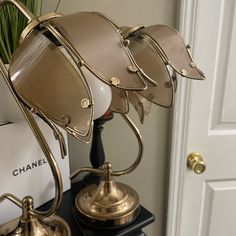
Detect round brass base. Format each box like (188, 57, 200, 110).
(0, 215, 71, 236)
(75, 179, 140, 229)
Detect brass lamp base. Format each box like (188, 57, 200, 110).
(75, 167, 140, 228)
(0, 215, 71, 236)
(0, 196, 71, 236)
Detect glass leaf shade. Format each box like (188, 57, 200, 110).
(139, 25, 205, 80)
(8, 11, 206, 133)
(49, 12, 147, 90)
(9, 30, 93, 142)
(128, 35, 174, 108)
(129, 92, 152, 124)
(109, 87, 129, 114)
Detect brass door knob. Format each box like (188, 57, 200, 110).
(187, 152, 206, 174)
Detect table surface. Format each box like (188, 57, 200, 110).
(39, 181, 155, 236)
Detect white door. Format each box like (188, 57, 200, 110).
(167, 0, 236, 236)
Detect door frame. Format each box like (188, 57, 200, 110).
(166, 0, 199, 235)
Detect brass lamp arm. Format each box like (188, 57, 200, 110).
(0, 193, 22, 209)
(70, 114, 143, 180)
(70, 167, 104, 180)
(0, 61, 63, 219)
(0, 0, 34, 21)
(112, 114, 143, 176)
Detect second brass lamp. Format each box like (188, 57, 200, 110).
(1, 0, 205, 231)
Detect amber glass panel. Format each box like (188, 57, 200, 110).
(129, 92, 145, 123)
(129, 92, 151, 124)
(109, 87, 129, 114)
(51, 12, 146, 90)
(143, 25, 205, 80)
(137, 93, 152, 116)
(9, 30, 93, 141)
(129, 35, 174, 107)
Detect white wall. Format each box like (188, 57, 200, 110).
(43, 1, 177, 235)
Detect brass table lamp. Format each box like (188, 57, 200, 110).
(0, 0, 205, 232)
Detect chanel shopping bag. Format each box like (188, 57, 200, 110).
(0, 119, 71, 224)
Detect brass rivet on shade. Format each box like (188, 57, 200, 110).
(61, 115, 71, 125)
(124, 39, 130, 47)
(31, 107, 38, 114)
(110, 77, 120, 86)
(77, 59, 85, 67)
(128, 65, 138, 73)
(190, 62, 196, 68)
(164, 61, 169, 65)
(181, 69, 187, 76)
(186, 44, 191, 49)
(81, 98, 91, 109)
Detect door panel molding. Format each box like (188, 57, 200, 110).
(167, 0, 236, 236)
(200, 179, 236, 236)
(209, 0, 236, 130)
(166, 0, 198, 235)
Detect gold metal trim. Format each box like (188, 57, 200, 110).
(120, 25, 145, 39)
(20, 13, 63, 43)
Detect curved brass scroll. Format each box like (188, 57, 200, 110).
(70, 113, 143, 179)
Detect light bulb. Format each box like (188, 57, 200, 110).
(82, 68, 112, 120)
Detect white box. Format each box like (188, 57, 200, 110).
(0, 119, 71, 224)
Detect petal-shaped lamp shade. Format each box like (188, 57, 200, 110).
(140, 25, 205, 80)
(9, 30, 93, 142)
(129, 92, 152, 124)
(129, 35, 174, 107)
(109, 87, 129, 114)
(49, 12, 147, 90)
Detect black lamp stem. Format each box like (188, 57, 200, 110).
(83, 112, 113, 185)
